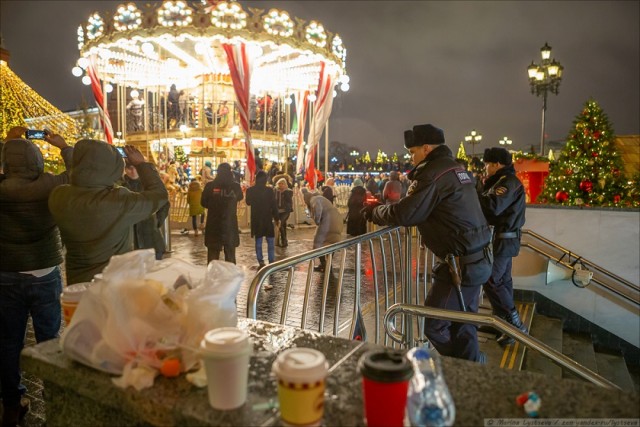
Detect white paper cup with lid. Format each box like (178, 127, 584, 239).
(271, 348, 329, 426)
(60, 282, 92, 326)
(200, 327, 252, 410)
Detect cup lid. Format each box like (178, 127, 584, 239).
(201, 327, 250, 355)
(272, 348, 328, 383)
(61, 282, 92, 302)
(358, 349, 413, 383)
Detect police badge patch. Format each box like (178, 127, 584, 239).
(455, 170, 472, 185)
(407, 180, 418, 195)
(495, 186, 508, 196)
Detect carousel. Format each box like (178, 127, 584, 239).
(73, 0, 349, 182)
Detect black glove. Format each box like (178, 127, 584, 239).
(361, 204, 377, 222)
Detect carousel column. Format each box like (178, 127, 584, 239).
(324, 121, 329, 177)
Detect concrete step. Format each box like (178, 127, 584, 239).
(561, 332, 598, 381)
(594, 351, 636, 392)
(478, 302, 535, 371)
(523, 314, 563, 378)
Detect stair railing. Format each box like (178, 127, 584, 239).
(384, 303, 621, 390)
(521, 229, 639, 306)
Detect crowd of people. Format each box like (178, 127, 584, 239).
(1, 122, 528, 426)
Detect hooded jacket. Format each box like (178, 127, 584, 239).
(201, 166, 243, 248)
(303, 189, 343, 248)
(48, 140, 168, 284)
(0, 139, 73, 271)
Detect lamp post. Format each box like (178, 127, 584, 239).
(527, 42, 563, 155)
(464, 129, 482, 159)
(499, 137, 512, 146)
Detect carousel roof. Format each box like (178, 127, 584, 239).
(76, 1, 349, 95)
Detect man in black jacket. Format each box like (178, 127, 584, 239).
(363, 124, 493, 363)
(0, 126, 72, 426)
(479, 147, 528, 346)
(201, 162, 243, 264)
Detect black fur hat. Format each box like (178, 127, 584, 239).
(408, 124, 445, 147)
(483, 147, 512, 165)
(403, 130, 414, 149)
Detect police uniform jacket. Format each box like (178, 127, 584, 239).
(479, 164, 525, 258)
(371, 145, 492, 286)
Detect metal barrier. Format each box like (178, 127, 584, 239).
(384, 303, 620, 390)
(246, 226, 427, 345)
(522, 229, 639, 305)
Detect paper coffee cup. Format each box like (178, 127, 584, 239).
(271, 348, 329, 427)
(359, 349, 414, 427)
(60, 282, 92, 325)
(200, 327, 252, 410)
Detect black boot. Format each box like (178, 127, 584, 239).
(497, 308, 528, 346)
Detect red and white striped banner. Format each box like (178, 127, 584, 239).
(304, 62, 335, 189)
(294, 90, 309, 175)
(87, 56, 113, 144)
(222, 42, 256, 183)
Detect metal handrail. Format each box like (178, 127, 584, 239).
(384, 303, 621, 390)
(522, 229, 640, 305)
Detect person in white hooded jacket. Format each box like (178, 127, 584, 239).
(301, 188, 342, 272)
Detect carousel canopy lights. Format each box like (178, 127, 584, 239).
(86, 13, 105, 40)
(158, 1, 193, 27)
(212, 2, 247, 30)
(77, 1, 348, 95)
(305, 21, 327, 48)
(115, 3, 142, 31)
(264, 10, 294, 37)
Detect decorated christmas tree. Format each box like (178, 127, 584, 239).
(540, 99, 627, 207)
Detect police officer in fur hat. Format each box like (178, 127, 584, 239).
(362, 124, 493, 363)
(479, 147, 528, 345)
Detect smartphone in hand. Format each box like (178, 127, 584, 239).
(116, 146, 127, 158)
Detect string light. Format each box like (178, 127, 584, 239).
(1, 61, 78, 166)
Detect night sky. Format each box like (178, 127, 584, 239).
(2, 1, 638, 156)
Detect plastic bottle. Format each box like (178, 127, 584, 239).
(405, 347, 456, 427)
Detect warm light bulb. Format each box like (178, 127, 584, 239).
(77, 57, 90, 69)
(130, 89, 139, 98)
(72, 66, 83, 77)
(340, 82, 350, 92)
(105, 83, 114, 93)
(308, 94, 317, 102)
(82, 75, 92, 85)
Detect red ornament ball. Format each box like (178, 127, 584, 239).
(593, 131, 601, 139)
(555, 191, 569, 202)
(591, 152, 599, 157)
(612, 168, 620, 177)
(613, 194, 621, 203)
(579, 180, 593, 193)
(566, 169, 573, 175)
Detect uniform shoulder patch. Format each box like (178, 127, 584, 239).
(495, 186, 508, 196)
(407, 180, 418, 195)
(455, 170, 472, 185)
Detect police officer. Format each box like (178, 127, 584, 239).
(362, 124, 493, 363)
(479, 147, 528, 346)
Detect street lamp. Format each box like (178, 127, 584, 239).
(499, 137, 512, 146)
(527, 42, 563, 155)
(464, 129, 482, 158)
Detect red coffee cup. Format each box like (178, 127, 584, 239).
(358, 349, 414, 427)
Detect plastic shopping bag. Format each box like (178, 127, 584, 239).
(60, 249, 245, 389)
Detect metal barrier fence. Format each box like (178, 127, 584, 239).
(246, 226, 433, 346)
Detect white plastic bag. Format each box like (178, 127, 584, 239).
(60, 249, 245, 389)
